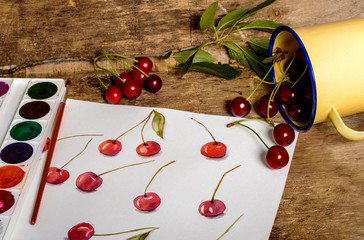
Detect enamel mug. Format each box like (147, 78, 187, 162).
(268, 18, 364, 140)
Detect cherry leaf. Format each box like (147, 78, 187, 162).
(247, 39, 270, 56)
(189, 62, 241, 80)
(173, 49, 215, 64)
(224, 42, 249, 67)
(200, 1, 218, 31)
(158, 51, 172, 60)
(152, 110, 165, 139)
(180, 52, 197, 77)
(216, 9, 250, 31)
(126, 230, 153, 240)
(240, 20, 283, 33)
(246, 0, 276, 16)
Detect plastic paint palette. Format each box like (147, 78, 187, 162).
(0, 78, 66, 240)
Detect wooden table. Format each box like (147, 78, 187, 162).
(1, 0, 363, 239)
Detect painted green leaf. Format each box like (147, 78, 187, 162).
(189, 62, 241, 80)
(200, 1, 218, 30)
(173, 49, 216, 64)
(247, 39, 270, 56)
(241, 20, 282, 33)
(216, 9, 250, 31)
(224, 43, 249, 67)
(126, 230, 153, 240)
(152, 110, 165, 139)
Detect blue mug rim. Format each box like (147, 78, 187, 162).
(268, 25, 317, 132)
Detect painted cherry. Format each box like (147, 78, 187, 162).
(191, 118, 227, 158)
(104, 86, 122, 104)
(136, 141, 161, 156)
(47, 138, 92, 184)
(134, 161, 175, 211)
(98, 140, 122, 156)
(273, 123, 295, 146)
(68, 222, 159, 240)
(76, 160, 154, 192)
(198, 165, 241, 217)
(135, 57, 153, 73)
(258, 94, 279, 118)
(265, 145, 289, 169)
(121, 79, 142, 99)
(229, 96, 251, 117)
(112, 72, 133, 87)
(68, 222, 95, 240)
(144, 74, 162, 93)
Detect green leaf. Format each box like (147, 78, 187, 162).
(126, 230, 153, 240)
(189, 62, 241, 80)
(216, 9, 250, 31)
(246, 0, 276, 15)
(247, 39, 270, 56)
(262, 56, 276, 63)
(158, 51, 172, 60)
(200, 1, 218, 30)
(180, 52, 197, 77)
(152, 110, 165, 139)
(240, 46, 271, 79)
(224, 42, 249, 67)
(173, 49, 216, 64)
(241, 20, 283, 33)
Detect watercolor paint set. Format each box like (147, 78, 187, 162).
(0, 78, 66, 240)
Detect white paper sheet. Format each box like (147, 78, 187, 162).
(11, 99, 297, 240)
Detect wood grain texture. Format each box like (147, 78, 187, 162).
(1, 0, 363, 239)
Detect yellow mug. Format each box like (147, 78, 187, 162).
(268, 18, 364, 140)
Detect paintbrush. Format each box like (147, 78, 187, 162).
(30, 78, 71, 225)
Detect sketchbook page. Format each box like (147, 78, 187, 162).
(11, 99, 298, 240)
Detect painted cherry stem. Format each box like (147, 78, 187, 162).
(58, 138, 93, 170)
(140, 111, 154, 144)
(211, 165, 241, 203)
(191, 118, 217, 144)
(93, 226, 159, 237)
(98, 160, 155, 177)
(143, 160, 176, 195)
(217, 212, 245, 240)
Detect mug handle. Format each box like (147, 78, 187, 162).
(328, 105, 364, 140)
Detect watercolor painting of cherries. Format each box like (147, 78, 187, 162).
(11, 101, 297, 240)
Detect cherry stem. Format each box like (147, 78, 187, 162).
(114, 111, 154, 142)
(140, 110, 154, 143)
(291, 64, 308, 88)
(191, 118, 217, 144)
(98, 160, 155, 177)
(93, 226, 159, 237)
(236, 123, 269, 150)
(227, 118, 274, 128)
(144, 160, 176, 195)
(211, 165, 241, 202)
(217, 212, 245, 240)
(59, 138, 93, 170)
(246, 62, 275, 101)
(57, 134, 103, 141)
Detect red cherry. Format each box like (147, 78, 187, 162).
(112, 72, 133, 87)
(105, 86, 122, 104)
(144, 74, 162, 93)
(131, 69, 147, 85)
(135, 57, 153, 73)
(265, 145, 289, 169)
(121, 79, 142, 99)
(98, 140, 122, 156)
(76, 172, 103, 191)
(273, 123, 295, 146)
(68, 222, 95, 240)
(136, 141, 161, 156)
(258, 94, 279, 118)
(276, 84, 296, 105)
(287, 102, 302, 121)
(198, 199, 226, 217)
(133, 192, 161, 211)
(229, 96, 251, 117)
(201, 141, 227, 158)
(46, 167, 70, 184)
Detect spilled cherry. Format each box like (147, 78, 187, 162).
(273, 123, 295, 147)
(68, 222, 159, 240)
(134, 161, 175, 211)
(104, 86, 122, 104)
(191, 118, 227, 158)
(257, 94, 279, 118)
(229, 96, 251, 117)
(198, 165, 241, 217)
(47, 138, 93, 184)
(76, 160, 154, 192)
